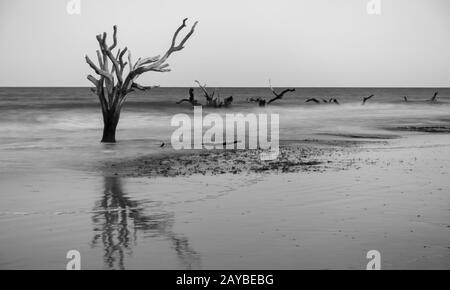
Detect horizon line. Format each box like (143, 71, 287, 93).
(1, 86, 449, 89)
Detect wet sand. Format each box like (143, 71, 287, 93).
(77, 134, 448, 269)
(1, 136, 449, 269)
(102, 140, 374, 178)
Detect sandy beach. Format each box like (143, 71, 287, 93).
(91, 133, 449, 270)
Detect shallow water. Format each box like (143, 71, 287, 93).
(1, 87, 449, 166)
(0, 87, 449, 269)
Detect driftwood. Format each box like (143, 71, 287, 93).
(403, 91, 439, 103)
(362, 94, 374, 105)
(430, 91, 439, 102)
(248, 80, 295, 106)
(305, 98, 320, 104)
(181, 81, 233, 108)
(86, 19, 198, 142)
(267, 80, 295, 105)
(176, 88, 200, 106)
(222, 96, 234, 107)
(306, 97, 339, 105)
(194, 80, 216, 106)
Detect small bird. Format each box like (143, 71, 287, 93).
(305, 98, 320, 104)
(430, 91, 439, 102)
(160, 142, 165, 148)
(362, 94, 374, 105)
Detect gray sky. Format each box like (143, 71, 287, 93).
(0, 0, 449, 87)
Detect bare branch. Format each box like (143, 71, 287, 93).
(96, 50, 104, 69)
(127, 51, 133, 72)
(87, 74, 99, 87)
(119, 47, 127, 62)
(134, 55, 160, 68)
(133, 19, 198, 75)
(195, 80, 211, 99)
(268, 88, 295, 104)
(133, 57, 142, 70)
(85, 55, 113, 82)
(109, 25, 117, 50)
(170, 18, 198, 53)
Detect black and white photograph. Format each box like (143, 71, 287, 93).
(0, 0, 449, 275)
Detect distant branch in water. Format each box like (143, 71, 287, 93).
(305, 97, 339, 105)
(362, 94, 374, 105)
(430, 91, 439, 102)
(267, 79, 295, 105)
(305, 98, 320, 104)
(194, 80, 215, 106)
(192, 81, 234, 108)
(176, 88, 200, 106)
(247, 80, 295, 107)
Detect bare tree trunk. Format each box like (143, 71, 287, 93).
(101, 109, 120, 143)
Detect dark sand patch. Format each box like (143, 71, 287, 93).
(103, 141, 369, 178)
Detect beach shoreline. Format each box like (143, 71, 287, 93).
(99, 133, 450, 269)
(1, 87, 449, 269)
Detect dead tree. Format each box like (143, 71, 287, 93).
(248, 80, 295, 107)
(176, 88, 200, 106)
(86, 19, 198, 142)
(195, 80, 216, 106)
(267, 80, 295, 105)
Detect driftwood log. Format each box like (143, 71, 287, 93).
(248, 80, 295, 106)
(176, 88, 200, 106)
(179, 81, 233, 108)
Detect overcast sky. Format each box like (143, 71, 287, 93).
(0, 0, 449, 87)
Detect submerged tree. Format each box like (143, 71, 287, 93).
(86, 19, 198, 142)
(176, 88, 200, 106)
(190, 80, 234, 108)
(248, 80, 295, 107)
(195, 80, 216, 106)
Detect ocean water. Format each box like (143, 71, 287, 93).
(0, 87, 449, 166)
(0, 87, 449, 269)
